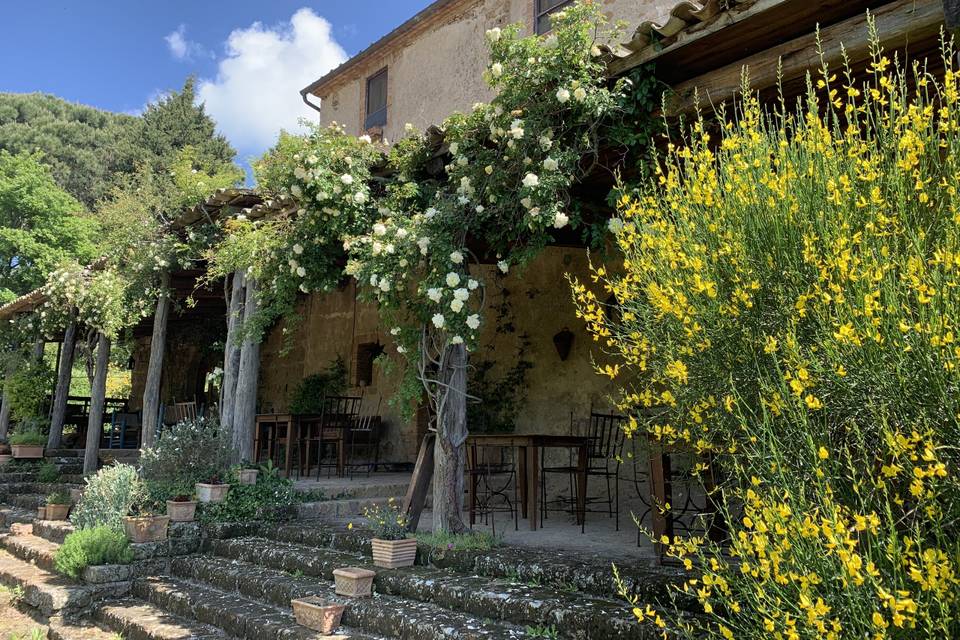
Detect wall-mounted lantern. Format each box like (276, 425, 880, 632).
(553, 328, 574, 361)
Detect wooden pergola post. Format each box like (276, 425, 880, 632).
(219, 270, 245, 434)
(141, 271, 171, 449)
(232, 276, 259, 464)
(47, 316, 77, 450)
(83, 332, 111, 475)
(0, 386, 11, 441)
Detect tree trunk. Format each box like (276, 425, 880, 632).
(219, 271, 245, 433)
(0, 388, 11, 442)
(432, 343, 468, 534)
(232, 277, 260, 464)
(47, 318, 77, 450)
(83, 333, 111, 475)
(141, 271, 171, 449)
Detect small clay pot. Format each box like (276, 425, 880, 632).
(195, 483, 229, 503)
(291, 597, 346, 634)
(123, 515, 169, 543)
(166, 500, 197, 522)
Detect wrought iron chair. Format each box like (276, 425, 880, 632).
(541, 410, 627, 530)
(346, 396, 383, 478)
(302, 395, 361, 478)
(467, 441, 518, 534)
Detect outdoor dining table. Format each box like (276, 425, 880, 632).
(466, 433, 590, 531)
(254, 412, 351, 478)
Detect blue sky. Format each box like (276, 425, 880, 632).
(3, 1, 433, 170)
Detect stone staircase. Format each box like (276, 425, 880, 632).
(295, 477, 417, 520)
(0, 460, 684, 639)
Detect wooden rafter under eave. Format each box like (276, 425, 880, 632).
(662, 0, 945, 116)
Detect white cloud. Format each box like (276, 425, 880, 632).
(197, 8, 348, 154)
(165, 25, 208, 61)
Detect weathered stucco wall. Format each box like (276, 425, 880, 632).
(316, 0, 678, 141)
(255, 246, 618, 465)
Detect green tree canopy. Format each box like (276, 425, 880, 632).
(0, 93, 138, 208)
(0, 150, 96, 303)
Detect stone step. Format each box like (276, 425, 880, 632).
(245, 522, 682, 603)
(203, 537, 651, 640)
(0, 504, 37, 529)
(0, 470, 83, 484)
(0, 548, 128, 615)
(94, 596, 233, 640)
(34, 518, 75, 544)
(168, 555, 529, 640)
(1, 531, 60, 572)
(10, 493, 50, 509)
(0, 481, 82, 497)
(296, 496, 406, 520)
(297, 480, 412, 502)
(132, 575, 381, 640)
(47, 615, 122, 640)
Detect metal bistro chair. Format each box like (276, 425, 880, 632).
(468, 442, 518, 534)
(541, 411, 628, 531)
(304, 396, 361, 479)
(346, 397, 384, 478)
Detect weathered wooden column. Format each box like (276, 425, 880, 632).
(47, 316, 78, 450)
(432, 342, 468, 534)
(141, 271, 171, 448)
(219, 271, 245, 433)
(231, 276, 259, 464)
(0, 383, 11, 441)
(83, 332, 110, 475)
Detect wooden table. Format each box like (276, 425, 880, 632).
(254, 413, 349, 478)
(467, 434, 590, 531)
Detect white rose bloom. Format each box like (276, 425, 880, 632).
(485, 165, 494, 175)
(432, 313, 445, 328)
(490, 62, 503, 78)
(395, 228, 408, 239)
(379, 279, 391, 292)
(509, 119, 524, 139)
(418, 237, 431, 255)
(370, 274, 379, 287)
(539, 136, 553, 151)
(457, 156, 468, 167)
(373, 223, 388, 236)
(451, 336, 464, 345)
(372, 242, 383, 255)
(466, 314, 481, 330)
(290, 185, 302, 198)
(543, 157, 559, 171)
(405, 122, 415, 133)
(448, 142, 459, 155)
(607, 217, 624, 234)
(497, 260, 510, 274)
(591, 44, 602, 57)
(354, 192, 368, 204)
(556, 88, 570, 103)
(446, 272, 461, 288)
(340, 174, 354, 185)
(299, 284, 309, 293)
(468, 279, 479, 290)
(390, 327, 401, 335)
(475, 205, 484, 213)
(296, 266, 306, 277)
(544, 35, 558, 49)
(522, 173, 540, 188)
(427, 288, 443, 303)
(294, 167, 306, 180)
(574, 87, 587, 101)
(486, 27, 501, 42)
(554, 212, 570, 228)
(454, 288, 469, 301)
(293, 244, 304, 255)
(450, 251, 464, 264)
(450, 298, 464, 313)
(289, 259, 299, 268)
(458, 196, 470, 205)
(385, 243, 395, 254)
(425, 207, 438, 219)
(397, 345, 407, 354)
(521, 197, 533, 209)
(359, 134, 372, 144)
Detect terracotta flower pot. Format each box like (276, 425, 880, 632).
(36, 506, 46, 520)
(11, 445, 43, 459)
(123, 515, 169, 543)
(371, 538, 418, 569)
(195, 483, 230, 503)
(291, 597, 346, 634)
(333, 567, 376, 597)
(0, 454, 12, 465)
(237, 468, 259, 485)
(45, 503, 70, 521)
(166, 500, 197, 522)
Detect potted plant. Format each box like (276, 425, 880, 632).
(165, 494, 197, 522)
(36, 505, 47, 520)
(195, 474, 229, 503)
(123, 498, 169, 543)
(291, 597, 346, 634)
(364, 500, 417, 569)
(9, 429, 45, 459)
(236, 463, 259, 486)
(45, 491, 71, 520)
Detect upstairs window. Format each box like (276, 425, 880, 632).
(535, 0, 573, 34)
(364, 67, 388, 130)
